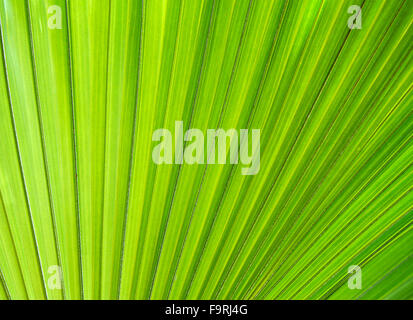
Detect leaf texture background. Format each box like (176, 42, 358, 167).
(0, 0, 412, 300)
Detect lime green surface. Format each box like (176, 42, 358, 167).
(0, 0, 412, 300)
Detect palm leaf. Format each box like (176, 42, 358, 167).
(0, 0, 411, 300)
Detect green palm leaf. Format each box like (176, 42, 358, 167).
(0, 0, 411, 300)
